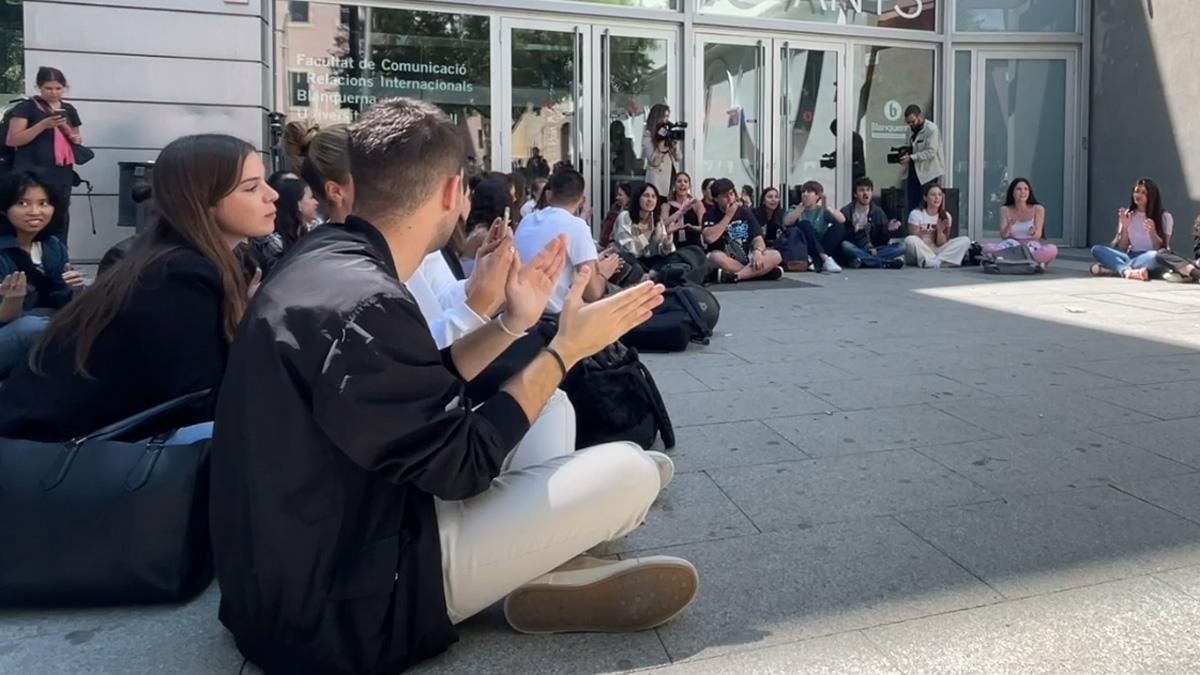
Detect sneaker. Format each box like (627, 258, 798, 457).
(716, 269, 739, 284)
(923, 258, 942, 269)
(644, 450, 675, 490)
(504, 556, 699, 634)
(1163, 271, 1193, 284)
(884, 258, 905, 269)
(764, 266, 784, 281)
(822, 258, 842, 274)
(846, 257, 864, 269)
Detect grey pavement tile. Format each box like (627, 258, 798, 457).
(685, 360, 854, 392)
(945, 363, 1116, 397)
(895, 486, 1200, 599)
(0, 583, 242, 675)
(1083, 382, 1200, 421)
(1154, 563, 1200, 599)
(646, 519, 1002, 663)
(1073, 352, 1200, 385)
(916, 430, 1193, 497)
(646, 631, 900, 674)
(708, 450, 995, 531)
(408, 605, 670, 675)
(596, 472, 758, 555)
(1115, 472, 1200, 525)
(932, 392, 1156, 436)
(1093, 417, 1200, 468)
(647, 368, 711, 395)
(641, 349, 747, 372)
(864, 576, 1200, 675)
(709, 340, 866, 367)
(806, 373, 994, 411)
(1048, 335, 1199, 363)
(666, 421, 809, 473)
(762, 404, 993, 457)
(666, 386, 832, 427)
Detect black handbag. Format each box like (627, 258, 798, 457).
(71, 143, 95, 165)
(0, 390, 215, 607)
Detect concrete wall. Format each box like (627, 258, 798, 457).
(1090, 0, 1200, 247)
(22, 0, 271, 260)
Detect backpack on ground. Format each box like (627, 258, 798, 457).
(562, 341, 675, 450)
(0, 98, 28, 174)
(982, 242, 1042, 274)
(621, 282, 720, 352)
(776, 225, 810, 273)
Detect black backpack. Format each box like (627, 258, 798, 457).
(0, 98, 28, 174)
(562, 341, 675, 450)
(621, 282, 720, 353)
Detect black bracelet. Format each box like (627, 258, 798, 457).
(544, 347, 568, 381)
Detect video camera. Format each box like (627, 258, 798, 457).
(887, 145, 913, 165)
(820, 152, 837, 170)
(656, 121, 688, 145)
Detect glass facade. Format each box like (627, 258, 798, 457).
(1, 0, 22, 102)
(272, 0, 1085, 243)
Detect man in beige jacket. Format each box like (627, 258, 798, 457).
(899, 104, 945, 216)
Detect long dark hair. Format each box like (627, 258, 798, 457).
(1004, 178, 1041, 207)
(920, 184, 950, 226)
(30, 134, 254, 375)
(1130, 177, 1167, 240)
(627, 182, 661, 225)
(0, 170, 68, 242)
(647, 104, 670, 134)
(268, 175, 309, 246)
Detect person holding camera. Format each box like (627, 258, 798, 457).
(4, 67, 83, 239)
(643, 104, 681, 196)
(898, 105, 944, 217)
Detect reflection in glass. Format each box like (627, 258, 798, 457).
(780, 48, 839, 206)
(702, 43, 763, 197)
(510, 29, 578, 176)
(957, 0, 1077, 33)
(604, 36, 669, 206)
(852, 45, 935, 204)
(0, 0, 24, 100)
(981, 58, 1067, 239)
(275, 3, 493, 167)
(952, 51, 971, 233)
(699, 0, 935, 32)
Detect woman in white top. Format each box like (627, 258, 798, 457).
(904, 184, 971, 268)
(642, 104, 680, 196)
(982, 178, 1059, 266)
(614, 182, 677, 268)
(1090, 177, 1174, 281)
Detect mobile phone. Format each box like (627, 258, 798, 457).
(503, 206, 511, 227)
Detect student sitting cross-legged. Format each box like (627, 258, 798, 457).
(209, 98, 697, 675)
(904, 183, 971, 268)
(781, 180, 847, 273)
(839, 176, 906, 269)
(703, 178, 783, 283)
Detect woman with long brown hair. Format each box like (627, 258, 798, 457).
(903, 183, 971, 268)
(0, 134, 278, 442)
(1091, 177, 1174, 280)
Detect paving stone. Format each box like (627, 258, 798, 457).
(648, 631, 900, 674)
(763, 404, 993, 457)
(932, 392, 1156, 435)
(647, 519, 1002, 663)
(666, 421, 809, 473)
(1154, 563, 1200, 599)
(864, 576, 1200, 674)
(945, 364, 1115, 397)
(646, 367, 711, 395)
(1114, 472, 1200, 524)
(1083, 382, 1200, 420)
(916, 430, 1192, 497)
(685, 361, 853, 392)
(806, 373, 993, 411)
(597, 472, 758, 555)
(896, 486, 1200, 599)
(1093, 416, 1200, 468)
(665, 386, 832, 427)
(708, 450, 995, 531)
(1073, 353, 1200, 385)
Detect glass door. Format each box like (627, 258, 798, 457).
(967, 50, 1077, 244)
(774, 42, 845, 209)
(695, 36, 769, 199)
(501, 20, 592, 179)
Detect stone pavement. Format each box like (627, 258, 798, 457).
(6, 254, 1200, 674)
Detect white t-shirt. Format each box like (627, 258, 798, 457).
(908, 209, 950, 241)
(520, 199, 536, 219)
(1127, 211, 1174, 252)
(513, 206, 598, 314)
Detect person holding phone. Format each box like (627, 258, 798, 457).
(1090, 177, 1174, 281)
(4, 67, 83, 240)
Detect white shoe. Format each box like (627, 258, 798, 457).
(822, 258, 842, 274)
(504, 555, 699, 634)
(924, 258, 942, 269)
(644, 450, 675, 490)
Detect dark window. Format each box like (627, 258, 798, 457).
(288, 71, 310, 108)
(288, 1, 310, 23)
(0, 0, 24, 99)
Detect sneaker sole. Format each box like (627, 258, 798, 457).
(504, 559, 699, 634)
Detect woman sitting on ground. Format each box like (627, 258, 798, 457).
(0, 134, 277, 442)
(615, 182, 691, 276)
(665, 172, 706, 249)
(521, 177, 548, 221)
(755, 186, 785, 247)
(904, 184, 971, 268)
(1091, 177, 1174, 281)
(599, 182, 631, 249)
(251, 174, 318, 275)
(1156, 215, 1200, 283)
(983, 178, 1058, 267)
(0, 170, 85, 378)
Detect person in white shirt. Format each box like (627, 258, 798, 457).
(903, 183, 970, 268)
(1090, 177, 1174, 281)
(514, 168, 619, 313)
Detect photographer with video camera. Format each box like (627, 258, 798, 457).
(643, 104, 684, 196)
(895, 105, 944, 218)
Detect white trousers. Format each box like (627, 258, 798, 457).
(904, 235, 972, 267)
(436, 390, 661, 623)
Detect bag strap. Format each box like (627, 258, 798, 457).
(635, 359, 676, 449)
(674, 287, 713, 340)
(78, 389, 213, 445)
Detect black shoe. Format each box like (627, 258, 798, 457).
(846, 257, 863, 269)
(765, 266, 783, 281)
(884, 258, 905, 269)
(716, 269, 740, 284)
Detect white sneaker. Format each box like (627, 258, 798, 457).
(924, 258, 942, 269)
(644, 450, 675, 490)
(822, 258, 842, 274)
(504, 555, 699, 634)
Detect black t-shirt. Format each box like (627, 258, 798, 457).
(667, 202, 703, 248)
(755, 206, 784, 245)
(10, 98, 83, 175)
(703, 205, 762, 253)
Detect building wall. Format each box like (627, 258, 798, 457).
(1090, 0, 1200, 247)
(23, 0, 271, 260)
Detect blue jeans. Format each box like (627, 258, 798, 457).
(840, 241, 906, 268)
(1091, 246, 1160, 275)
(0, 312, 51, 379)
